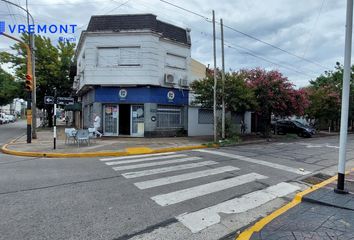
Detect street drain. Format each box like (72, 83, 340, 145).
(302, 173, 332, 185)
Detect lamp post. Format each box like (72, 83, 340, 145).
(0, 0, 37, 139)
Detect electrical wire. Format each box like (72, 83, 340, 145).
(158, 0, 330, 70)
(302, 0, 326, 58)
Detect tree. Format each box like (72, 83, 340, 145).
(305, 62, 347, 130)
(305, 85, 340, 129)
(0, 34, 76, 126)
(244, 68, 309, 136)
(190, 71, 256, 112)
(0, 67, 22, 106)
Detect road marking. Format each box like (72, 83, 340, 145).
(105, 154, 187, 166)
(151, 173, 268, 206)
(177, 182, 300, 233)
(112, 157, 201, 171)
(100, 152, 177, 161)
(195, 149, 311, 175)
(122, 161, 218, 179)
(134, 166, 240, 189)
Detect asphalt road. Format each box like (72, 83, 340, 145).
(1, 124, 354, 240)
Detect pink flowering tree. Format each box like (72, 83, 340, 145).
(243, 68, 309, 136)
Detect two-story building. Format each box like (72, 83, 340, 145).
(74, 14, 195, 137)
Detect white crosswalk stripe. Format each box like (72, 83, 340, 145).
(134, 166, 240, 189)
(177, 182, 300, 233)
(98, 151, 302, 234)
(105, 154, 187, 166)
(100, 152, 176, 161)
(112, 157, 201, 171)
(195, 149, 312, 175)
(151, 173, 268, 206)
(121, 161, 219, 179)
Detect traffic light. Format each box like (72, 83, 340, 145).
(25, 74, 33, 91)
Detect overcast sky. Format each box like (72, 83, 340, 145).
(0, 0, 349, 87)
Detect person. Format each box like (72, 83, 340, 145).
(65, 115, 69, 126)
(241, 120, 246, 135)
(93, 113, 103, 137)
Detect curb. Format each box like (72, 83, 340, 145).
(235, 171, 351, 240)
(1, 143, 212, 158)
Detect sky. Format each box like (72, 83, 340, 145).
(0, 0, 349, 87)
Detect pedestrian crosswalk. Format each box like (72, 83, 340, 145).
(98, 150, 303, 233)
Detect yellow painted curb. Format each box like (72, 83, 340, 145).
(125, 147, 154, 154)
(1, 143, 209, 158)
(236, 172, 346, 240)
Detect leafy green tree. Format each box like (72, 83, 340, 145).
(305, 62, 354, 130)
(190, 71, 256, 112)
(0, 67, 22, 106)
(0, 34, 76, 126)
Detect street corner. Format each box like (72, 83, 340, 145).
(236, 170, 354, 240)
(0, 136, 210, 158)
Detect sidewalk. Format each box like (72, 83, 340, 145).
(238, 171, 354, 240)
(1, 126, 215, 157)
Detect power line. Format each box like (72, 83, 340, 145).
(302, 0, 326, 58)
(199, 31, 317, 78)
(158, 0, 330, 70)
(225, 42, 316, 79)
(76, 0, 130, 31)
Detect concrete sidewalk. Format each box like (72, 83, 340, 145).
(1, 126, 214, 157)
(238, 171, 354, 240)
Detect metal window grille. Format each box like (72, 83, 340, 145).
(157, 106, 182, 128)
(198, 109, 213, 124)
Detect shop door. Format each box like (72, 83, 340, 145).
(131, 105, 144, 137)
(103, 105, 118, 136)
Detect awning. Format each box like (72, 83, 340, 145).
(64, 103, 82, 111)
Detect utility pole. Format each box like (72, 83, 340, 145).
(53, 88, 57, 150)
(212, 10, 217, 142)
(220, 18, 226, 139)
(335, 0, 353, 194)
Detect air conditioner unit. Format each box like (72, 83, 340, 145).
(164, 73, 175, 84)
(179, 77, 188, 87)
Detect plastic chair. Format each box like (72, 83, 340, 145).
(76, 129, 90, 147)
(64, 128, 77, 144)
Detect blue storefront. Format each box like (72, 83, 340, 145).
(82, 86, 189, 137)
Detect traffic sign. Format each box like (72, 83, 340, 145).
(56, 97, 74, 105)
(44, 96, 54, 105)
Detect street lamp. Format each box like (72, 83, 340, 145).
(0, 0, 37, 139)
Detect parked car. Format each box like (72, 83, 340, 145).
(5, 115, 16, 123)
(0, 113, 8, 124)
(274, 120, 315, 138)
(4, 115, 12, 123)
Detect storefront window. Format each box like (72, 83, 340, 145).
(157, 106, 182, 128)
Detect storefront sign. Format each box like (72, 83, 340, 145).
(167, 91, 175, 102)
(119, 89, 128, 99)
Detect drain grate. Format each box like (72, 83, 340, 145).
(302, 173, 332, 185)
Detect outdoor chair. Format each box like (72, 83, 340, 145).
(64, 128, 77, 144)
(88, 128, 97, 143)
(76, 129, 90, 147)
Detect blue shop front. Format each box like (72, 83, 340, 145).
(82, 86, 189, 137)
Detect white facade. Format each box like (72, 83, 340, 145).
(74, 31, 191, 92)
